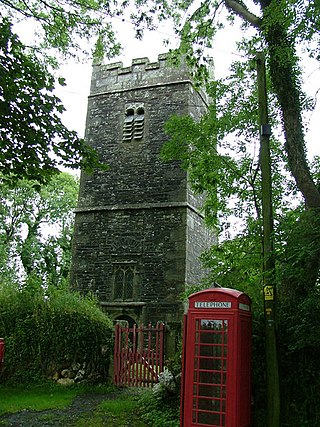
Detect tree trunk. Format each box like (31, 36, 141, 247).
(260, 1, 320, 209)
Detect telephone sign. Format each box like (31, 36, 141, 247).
(180, 288, 252, 427)
(195, 302, 232, 309)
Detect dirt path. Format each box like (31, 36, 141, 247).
(0, 389, 140, 427)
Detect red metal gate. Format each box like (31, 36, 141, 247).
(114, 322, 165, 387)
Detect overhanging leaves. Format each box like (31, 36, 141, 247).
(0, 19, 104, 185)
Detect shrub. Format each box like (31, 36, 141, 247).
(0, 281, 113, 384)
(137, 367, 180, 427)
(138, 387, 180, 427)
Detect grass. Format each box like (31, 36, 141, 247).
(75, 393, 148, 427)
(0, 383, 114, 416)
(0, 382, 149, 426)
(0, 382, 177, 426)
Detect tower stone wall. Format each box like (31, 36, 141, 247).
(70, 54, 215, 338)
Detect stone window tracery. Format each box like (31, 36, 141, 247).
(113, 263, 137, 300)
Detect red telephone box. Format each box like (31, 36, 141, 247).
(180, 288, 252, 427)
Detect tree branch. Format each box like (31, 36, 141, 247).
(224, 0, 261, 29)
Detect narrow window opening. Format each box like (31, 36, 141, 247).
(113, 264, 136, 300)
(134, 107, 144, 140)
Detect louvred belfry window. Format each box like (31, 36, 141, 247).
(123, 108, 134, 141)
(123, 105, 144, 142)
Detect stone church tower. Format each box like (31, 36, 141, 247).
(70, 54, 214, 340)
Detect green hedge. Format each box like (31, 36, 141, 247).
(0, 282, 113, 383)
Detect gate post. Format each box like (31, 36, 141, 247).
(113, 324, 120, 386)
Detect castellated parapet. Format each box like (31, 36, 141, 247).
(90, 53, 210, 105)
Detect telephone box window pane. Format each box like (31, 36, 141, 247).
(199, 384, 213, 397)
(199, 371, 214, 383)
(212, 358, 222, 370)
(199, 371, 222, 384)
(201, 319, 223, 330)
(212, 386, 222, 398)
(221, 386, 226, 398)
(198, 397, 220, 411)
(199, 348, 222, 364)
(198, 411, 221, 426)
(222, 359, 227, 371)
(212, 399, 221, 411)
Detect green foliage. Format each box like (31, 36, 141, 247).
(201, 232, 263, 304)
(0, 172, 79, 284)
(0, 19, 103, 185)
(274, 208, 320, 426)
(0, 0, 121, 60)
(138, 388, 180, 427)
(162, 59, 299, 238)
(0, 282, 113, 384)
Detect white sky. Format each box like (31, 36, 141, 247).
(55, 17, 320, 160)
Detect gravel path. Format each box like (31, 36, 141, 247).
(0, 389, 135, 427)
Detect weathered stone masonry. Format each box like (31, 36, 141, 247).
(70, 54, 215, 338)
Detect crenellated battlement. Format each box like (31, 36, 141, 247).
(90, 53, 193, 96)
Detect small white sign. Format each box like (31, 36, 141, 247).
(239, 303, 250, 311)
(194, 301, 232, 309)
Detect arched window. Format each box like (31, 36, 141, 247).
(113, 264, 136, 300)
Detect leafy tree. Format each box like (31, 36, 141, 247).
(0, 0, 125, 184)
(0, 19, 103, 185)
(0, 0, 121, 59)
(0, 172, 79, 285)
